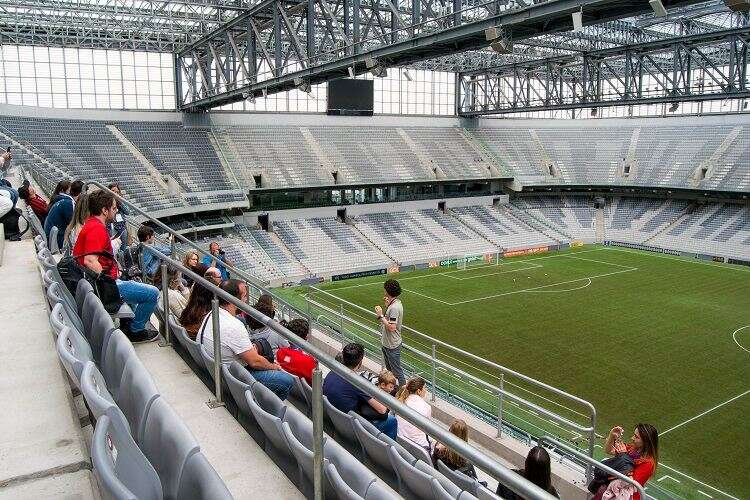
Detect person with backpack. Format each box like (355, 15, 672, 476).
(276, 318, 318, 385)
(197, 279, 293, 400)
(0, 182, 27, 241)
(248, 294, 290, 353)
(45, 179, 82, 249)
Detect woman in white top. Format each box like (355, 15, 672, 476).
(156, 270, 190, 317)
(396, 377, 432, 451)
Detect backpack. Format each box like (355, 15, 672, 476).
(252, 337, 275, 363)
(1, 207, 29, 241)
(57, 252, 124, 314)
(120, 243, 143, 281)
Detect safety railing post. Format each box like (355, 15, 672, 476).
(312, 368, 324, 500)
(339, 303, 344, 334)
(207, 295, 224, 408)
(431, 343, 436, 402)
(0, 223, 4, 267)
(159, 263, 171, 347)
(587, 412, 597, 483)
(497, 374, 504, 438)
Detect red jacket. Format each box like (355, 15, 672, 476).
(276, 346, 317, 385)
(28, 195, 49, 221)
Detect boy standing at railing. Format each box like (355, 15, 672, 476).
(375, 279, 405, 388)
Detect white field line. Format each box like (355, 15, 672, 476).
(445, 267, 638, 306)
(657, 475, 681, 483)
(697, 491, 714, 498)
(731, 325, 750, 354)
(661, 389, 750, 436)
(657, 463, 740, 500)
(563, 254, 639, 269)
(523, 278, 592, 293)
(603, 247, 750, 273)
(443, 263, 544, 280)
(402, 286, 454, 305)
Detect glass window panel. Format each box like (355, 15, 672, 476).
(36, 78, 52, 93)
(81, 95, 96, 108)
(66, 63, 80, 78)
(93, 50, 108, 65)
(53, 94, 68, 108)
(96, 94, 110, 108)
(110, 94, 124, 109)
(78, 49, 93, 64)
(67, 94, 82, 108)
(80, 79, 95, 93)
(121, 65, 135, 80)
(51, 79, 67, 93)
(79, 65, 94, 79)
(121, 51, 134, 66)
(37, 93, 53, 107)
(21, 77, 36, 92)
(7, 93, 23, 105)
(22, 93, 37, 106)
(135, 66, 149, 80)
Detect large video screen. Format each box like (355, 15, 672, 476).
(327, 78, 374, 116)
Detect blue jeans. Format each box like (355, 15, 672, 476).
(371, 414, 398, 440)
(251, 368, 294, 400)
(116, 280, 158, 332)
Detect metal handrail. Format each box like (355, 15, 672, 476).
(538, 436, 649, 500)
(150, 245, 558, 500)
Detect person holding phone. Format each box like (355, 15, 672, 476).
(602, 424, 659, 500)
(375, 279, 405, 387)
(201, 241, 232, 280)
(0, 147, 12, 174)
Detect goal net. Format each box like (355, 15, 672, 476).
(456, 253, 495, 270)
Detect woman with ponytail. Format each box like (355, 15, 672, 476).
(396, 376, 432, 452)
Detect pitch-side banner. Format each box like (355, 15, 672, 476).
(503, 246, 549, 258)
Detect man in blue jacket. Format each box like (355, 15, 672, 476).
(44, 180, 83, 249)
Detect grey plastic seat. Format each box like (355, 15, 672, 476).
(56, 326, 94, 390)
(80, 361, 131, 430)
(301, 376, 313, 406)
(141, 397, 200, 500)
(251, 378, 287, 418)
(476, 485, 502, 500)
(92, 414, 164, 500)
(398, 435, 433, 465)
(438, 459, 480, 495)
(245, 387, 297, 483)
(82, 293, 117, 364)
(199, 344, 217, 378)
(221, 362, 263, 445)
(176, 451, 233, 500)
(388, 445, 461, 500)
(49, 301, 81, 336)
(281, 418, 317, 498)
(41, 268, 55, 289)
(116, 356, 160, 445)
(169, 316, 205, 370)
(324, 439, 379, 500)
(76, 279, 94, 316)
(48, 225, 60, 254)
(101, 329, 137, 399)
(351, 414, 405, 490)
(47, 282, 84, 332)
(288, 376, 311, 415)
(325, 462, 365, 500)
(323, 395, 362, 459)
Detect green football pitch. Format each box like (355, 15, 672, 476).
(276, 245, 750, 499)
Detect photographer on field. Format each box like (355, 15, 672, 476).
(201, 241, 233, 281)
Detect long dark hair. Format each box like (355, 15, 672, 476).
(524, 446, 553, 492)
(52, 180, 71, 199)
(636, 423, 659, 465)
(179, 282, 213, 334)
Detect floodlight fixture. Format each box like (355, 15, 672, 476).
(649, 0, 667, 17)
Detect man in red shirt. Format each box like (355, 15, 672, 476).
(73, 189, 158, 343)
(18, 182, 49, 224)
(276, 318, 318, 385)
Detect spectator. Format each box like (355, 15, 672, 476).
(201, 241, 232, 280)
(0, 149, 11, 173)
(600, 424, 659, 500)
(155, 269, 190, 317)
(0, 187, 13, 220)
(249, 294, 289, 352)
(49, 180, 72, 205)
(179, 274, 214, 340)
(45, 179, 83, 249)
(182, 251, 201, 287)
(433, 419, 480, 481)
(496, 446, 559, 499)
(73, 189, 158, 343)
(198, 279, 293, 399)
(374, 279, 405, 387)
(276, 318, 317, 385)
(63, 192, 89, 249)
(376, 370, 397, 395)
(323, 342, 397, 440)
(138, 225, 172, 278)
(107, 183, 129, 242)
(18, 182, 48, 223)
(396, 377, 432, 453)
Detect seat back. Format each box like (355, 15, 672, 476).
(282, 405, 314, 450)
(415, 461, 461, 498)
(288, 376, 310, 414)
(397, 435, 432, 465)
(80, 361, 131, 432)
(438, 460, 480, 495)
(92, 415, 164, 500)
(49, 302, 77, 336)
(76, 279, 94, 316)
(47, 282, 82, 329)
(476, 485, 502, 500)
(244, 389, 288, 452)
(222, 362, 256, 414)
(325, 462, 366, 500)
(101, 329, 137, 400)
(141, 397, 200, 500)
(351, 416, 400, 490)
(281, 420, 316, 498)
(323, 396, 362, 458)
(250, 380, 287, 418)
(42, 268, 55, 289)
(169, 316, 205, 369)
(82, 292, 116, 364)
(387, 445, 435, 500)
(56, 326, 94, 390)
(199, 344, 216, 378)
(176, 451, 232, 500)
(116, 356, 160, 444)
(324, 438, 376, 497)
(48, 225, 60, 253)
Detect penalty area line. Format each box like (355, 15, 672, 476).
(660, 389, 750, 436)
